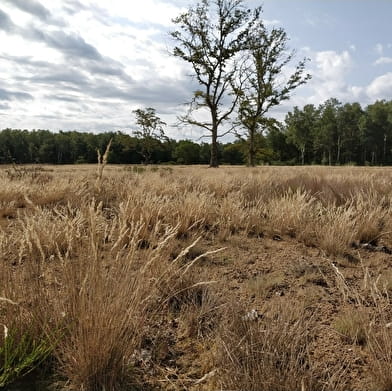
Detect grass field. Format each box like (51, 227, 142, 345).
(1, 164, 392, 390)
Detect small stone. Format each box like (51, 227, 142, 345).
(140, 349, 152, 362)
(243, 309, 262, 321)
(275, 291, 284, 296)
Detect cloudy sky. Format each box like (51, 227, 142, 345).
(0, 0, 391, 139)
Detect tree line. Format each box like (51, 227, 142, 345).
(0, 128, 243, 165)
(286, 99, 392, 165)
(1, 98, 391, 166)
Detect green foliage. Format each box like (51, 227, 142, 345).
(266, 126, 297, 163)
(222, 142, 245, 165)
(132, 107, 167, 164)
(235, 20, 311, 166)
(285, 98, 392, 166)
(286, 105, 319, 165)
(360, 100, 392, 165)
(0, 327, 55, 387)
(173, 140, 201, 164)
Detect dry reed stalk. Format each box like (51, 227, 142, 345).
(95, 138, 112, 190)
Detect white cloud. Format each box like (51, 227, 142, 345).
(373, 57, 392, 66)
(95, 0, 184, 27)
(286, 48, 378, 109)
(299, 49, 392, 107)
(0, 0, 193, 135)
(375, 43, 384, 55)
(315, 50, 352, 81)
(302, 50, 356, 104)
(348, 86, 364, 100)
(367, 72, 392, 101)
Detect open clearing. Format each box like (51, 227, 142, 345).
(1, 165, 392, 391)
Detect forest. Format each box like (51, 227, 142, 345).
(1, 98, 391, 166)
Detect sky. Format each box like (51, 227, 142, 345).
(0, 0, 391, 140)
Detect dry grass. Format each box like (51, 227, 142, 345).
(2, 164, 392, 390)
(367, 323, 392, 391)
(214, 300, 342, 391)
(331, 261, 392, 391)
(248, 272, 286, 298)
(333, 309, 368, 345)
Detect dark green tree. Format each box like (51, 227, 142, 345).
(222, 141, 245, 164)
(359, 100, 392, 165)
(173, 140, 201, 164)
(286, 105, 319, 165)
(336, 102, 363, 164)
(266, 126, 297, 164)
(315, 98, 341, 165)
(133, 107, 167, 164)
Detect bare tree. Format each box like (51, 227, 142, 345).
(236, 23, 311, 166)
(171, 0, 258, 167)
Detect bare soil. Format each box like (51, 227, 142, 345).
(140, 233, 392, 390)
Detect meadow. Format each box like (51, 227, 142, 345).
(1, 163, 392, 391)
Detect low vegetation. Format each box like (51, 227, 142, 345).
(1, 164, 392, 390)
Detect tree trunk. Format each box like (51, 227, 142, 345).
(383, 134, 387, 165)
(248, 129, 256, 167)
(300, 145, 305, 165)
(336, 135, 341, 165)
(210, 127, 219, 167)
(57, 150, 62, 164)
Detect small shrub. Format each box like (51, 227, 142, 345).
(4, 165, 53, 184)
(177, 285, 223, 339)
